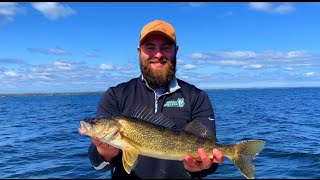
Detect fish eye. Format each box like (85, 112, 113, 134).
(90, 118, 98, 124)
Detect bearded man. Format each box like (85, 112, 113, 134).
(87, 19, 223, 179)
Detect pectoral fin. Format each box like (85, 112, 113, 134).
(122, 147, 139, 174)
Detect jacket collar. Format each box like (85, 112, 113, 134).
(140, 74, 181, 93)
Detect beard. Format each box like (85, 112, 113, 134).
(140, 57, 176, 89)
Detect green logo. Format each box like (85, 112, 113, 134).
(164, 98, 185, 108)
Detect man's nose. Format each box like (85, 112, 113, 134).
(154, 51, 164, 59)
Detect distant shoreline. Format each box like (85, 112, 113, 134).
(0, 91, 105, 97)
(1, 86, 319, 97)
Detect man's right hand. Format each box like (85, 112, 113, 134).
(91, 137, 120, 162)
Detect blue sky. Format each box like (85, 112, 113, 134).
(1, 2, 320, 94)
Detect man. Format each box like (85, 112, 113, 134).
(88, 19, 223, 179)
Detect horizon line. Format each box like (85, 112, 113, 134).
(1, 85, 320, 97)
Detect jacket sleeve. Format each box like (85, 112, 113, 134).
(87, 88, 122, 172)
(88, 143, 122, 172)
(96, 88, 120, 118)
(188, 90, 220, 178)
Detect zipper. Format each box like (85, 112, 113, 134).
(144, 82, 179, 113)
(154, 91, 175, 113)
(155, 95, 159, 113)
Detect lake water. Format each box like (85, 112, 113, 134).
(1, 87, 319, 179)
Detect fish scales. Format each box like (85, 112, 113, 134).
(79, 114, 265, 179)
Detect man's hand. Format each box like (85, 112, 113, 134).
(183, 148, 223, 172)
(91, 137, 120, 162)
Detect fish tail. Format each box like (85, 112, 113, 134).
(223, 140, 265, 179)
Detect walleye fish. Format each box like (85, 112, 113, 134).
(79, 106, 265, 179)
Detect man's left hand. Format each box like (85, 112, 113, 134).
(183, 148, 224, 172)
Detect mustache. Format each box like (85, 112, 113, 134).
(148, 58, 169, 63)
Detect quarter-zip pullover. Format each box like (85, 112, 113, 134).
(88, 75, 219, 179)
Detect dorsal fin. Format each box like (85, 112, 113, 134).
(183, 119, 216, 140)
(131, 105, 177, 129)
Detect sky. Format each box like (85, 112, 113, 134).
(1, 2, 320, 94)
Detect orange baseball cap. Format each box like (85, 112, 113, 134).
(139, 20, 176, 45)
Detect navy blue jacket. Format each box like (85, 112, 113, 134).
(88, 75, 219, 179)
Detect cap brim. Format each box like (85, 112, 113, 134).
(140, 31, 176, 45)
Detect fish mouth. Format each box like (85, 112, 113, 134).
(78, 121, 91, 135)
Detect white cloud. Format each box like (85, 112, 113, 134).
(260, 50, 311, 61)
(0, 2, 18, 16)
(26, 74, 51, 80)
(86, 50, 100, 58)
(99, 64, 113, 70)
(0, 61, 141, 93)
(2, 48, 319, 94)
(31, 2, 75, 20)
(54, 61, 72, 70)
(177, 59, 184, 65)
(188, 2, 206, 7)
(0, 2, 22, 24)
(284, 67, 294, 71)
(185, 50, 320, 70)
(286, 51, 310, 58)
(4, 71, 17, 77)
(303, 72, 315, 77)
(186, 51, 257, 61)
(49, 48, 68, 55)
(273, 3, 295, 14)
(249, 2, 295, 14)
(243, 64, 264, 69)
(249, 2, 272, 11)
(218, 60, 247, 66)
(220, 51, 257, 59)
(183, 64, 196, 70)
(27, 47, 69, 55)
(54, 61, 69, 66)
(188, 53, 210, 59)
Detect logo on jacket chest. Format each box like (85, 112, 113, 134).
(164, 98, 185, 108)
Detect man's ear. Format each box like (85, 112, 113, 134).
(137, 46, 141, 53)
(175, 45, 179, 54)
